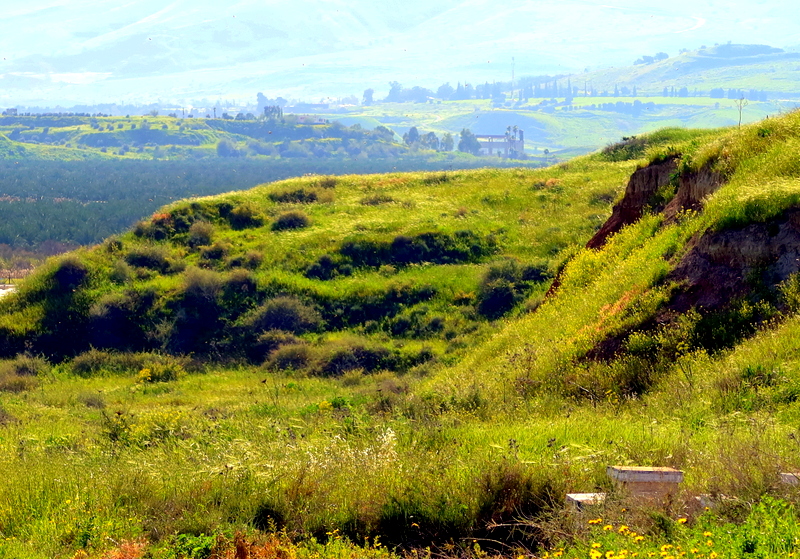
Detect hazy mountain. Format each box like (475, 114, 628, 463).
(1, 0, 798, 105)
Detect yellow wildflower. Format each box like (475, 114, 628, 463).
(677, 518, 687, 524)
(604, 525, 613, 531)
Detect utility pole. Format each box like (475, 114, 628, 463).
(511, 57, 515, 100)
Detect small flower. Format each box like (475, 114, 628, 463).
(592, 543, 602, 548)
(706, 540, 714, 547)
(619, 525, 630, 533)
(677, 518, 687, 524)
(589, 518, 603, 524)
(703, 531, 713, 537)
(604, 525, 613, 531)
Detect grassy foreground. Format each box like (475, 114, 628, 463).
(5, 113, 800, 557)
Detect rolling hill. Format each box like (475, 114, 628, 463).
(5, 112, 800, 557)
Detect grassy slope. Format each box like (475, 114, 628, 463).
(6, 114, 800, 557)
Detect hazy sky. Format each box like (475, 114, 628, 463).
(1, 0, 798, 105)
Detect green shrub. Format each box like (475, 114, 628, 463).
(245, 296, 321, 334)
(229, 204, 264, 229)
(109, 260, 132, 284)
(268, 187, 322, 203)
(360, 194, 395, 206)
(599, 135, 648, 161)
(272, 211, 310, 231)
(137, 360, 185, 383)
(316, 176, 337, 189)
(125, 245, 172, 272)
(188, 221, 214, 247)
(52, 256, 90, 292)
(247, 330, 301, 363)
(182, 267, 224, 302)
(200, 241, 231, 261)
(0, 354, 48, 392)
(265, 343, 312, 371)
(71, 350, 185, 377)
(476, 259, 551, 319)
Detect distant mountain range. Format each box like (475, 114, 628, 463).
(1, 0, 799, 105)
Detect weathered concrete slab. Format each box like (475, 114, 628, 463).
(780, 472, 800, 485)
(566, 492, 606, 510)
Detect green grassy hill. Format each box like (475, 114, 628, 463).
(576, 44, 800, 94)
(6, 113, 800, 557)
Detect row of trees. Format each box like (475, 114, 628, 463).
(402, 127, 454, 151)
(357, 78, 774, 105)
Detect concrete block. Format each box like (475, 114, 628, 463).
(780, 472, 800, 485)
(607, 466, 684, 484)
(566, 492, 606, 510)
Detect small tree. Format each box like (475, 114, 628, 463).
(441, 132, 455, 152)
(735, 96, 749, 128)
(403, 126, 420, 146)
(362, 88, 374, 106)
(458, 129, 481, 155)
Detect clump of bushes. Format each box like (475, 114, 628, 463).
(228, 204, 264, 229)
(600, 135, 648, 161)
(264, 336, 435, 376)
(360, 194, 395, 206)
(0, 354, 49, 392)
(52, 256, 90, 292)
(476, 258, 551, 319)
(125, 245, 174, 273)
(247, 330, 301, 363)
(268, 186, 334, 204)
(70, 350, 192, 378)
(316, 176, 338, 189)
(306, 230, 497, 279)
(227, 250, 264, 270)
(137, 360, 185, 383)
(272, 211, 310, 231)
(243, 296, 321, 335)
(200, 241, 231, 262)
(187, 221, 214, 247)
(422, 172, 450, 185)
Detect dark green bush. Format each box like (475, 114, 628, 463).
(599, 135, 648, 162)
(200, 241, 230, 261)
(247, 330, 300, 363)
(53, 256, 90, 292)
(265, 343, 312, 371)
(71, 349, 149, 377)
(244, 296, 321, 334)
(314, 338, 393, 376)
(360, 194, 395, 206)
(228, 204, 263, 229)
(125, 245, 172, 272)
(307, 230, 497, 278)
(316, 176, 337, 189)
(0, 354, 50, 377)
(476, 259, 551, 319)
(268, 187, 320, 204)
(272, 211, 310, 231)
(187, 221, 214, 247)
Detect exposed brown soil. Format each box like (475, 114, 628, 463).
(584, 209, 800, 362)
(668, 209, 800, 313)
(586, 157, 677, 249)
(663, 165, 723, 222)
